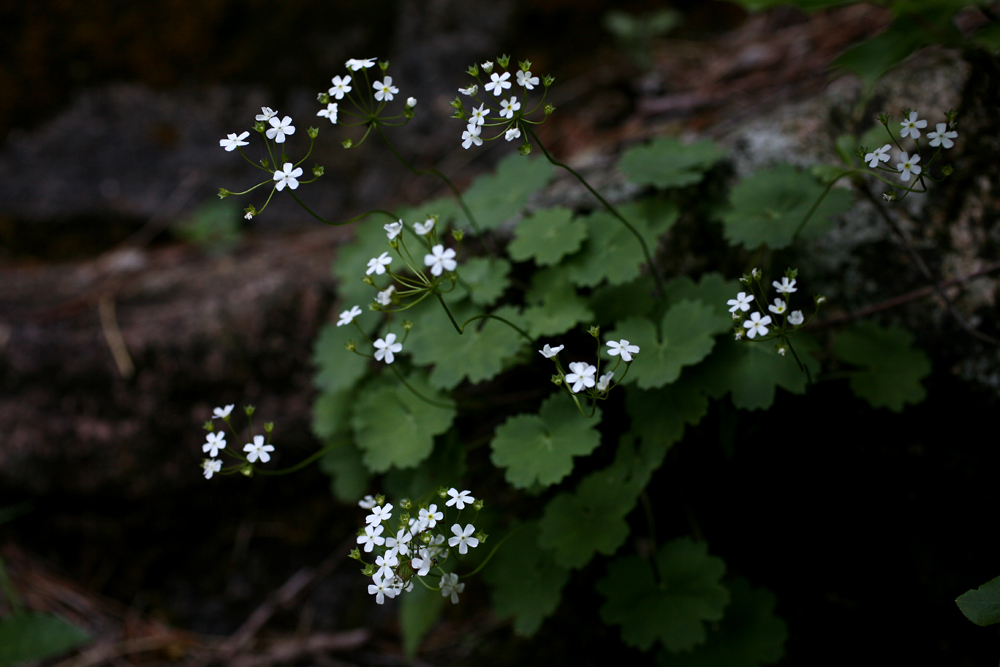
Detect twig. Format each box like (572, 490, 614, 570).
(229, 629, 370, 667)
(98, 296, 135, 378)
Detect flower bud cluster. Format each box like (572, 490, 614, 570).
(199, 404, 277, 479)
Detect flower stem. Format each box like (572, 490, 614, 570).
(257, 440, 343, 476)
(388, 363, 455, 410)
(286, 191, 396, 227)
(434, 293, 533, 342)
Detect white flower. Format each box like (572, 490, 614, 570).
(469, 104, 487, 126)
(734, 329, 745, 340)
(778, 345, 787, 356)
(505, 126, 521, 142)
(376, 285, 395, 307)
(461, 123, 482, 149)
(727, 292, 753, 313)
(368, 503, 393, 525)
(539, 344, 564, 358)
(266, 116, 295, 143)
(440, 572, 464, 604)
(214, 404, 235, 419)
(481, 61, 494, 73)
(448, 524, 479, 555)
(565, 362, 597, 393)
(896, 152, 921, 182)
(414, 217, 435, 235)
(768, 298, 787, 315)
(202, 458, 222, 479)
(606, 339, 640, 362)
(358, 523, 385, 552)
(516, 70, 539, 90)
(273, 162, 303, 191)
(316, 102, 338, 123)
(373, 333, 402, 364)
(411, 552, 433, 577)
(485, 71, 511, 96)
(424, 245, 457, 276)
(384, 220, 403, 240)
(329, 75, 352, 99)
(346, 58, 376, 70)
(368, 574, 398, 604)
(359, 494, 377, 509)
(899, 111, 927, 139)
(255, 107, 277, 122)
(373, 77, 398, 101)
(375, 553, 398, 580)
(243, 435, 274, 463)
(203, 432, 226, 457)
(337, 305, 363, 327)
(743, 312, 772, 339)
(458, 84, 478, 96)
(419, 504, 443, 529)
(446, 488, 474, 510)
(597, 372, 614, 393)
(499, 98, 521, 119)
(366, 252, 392, 276)
(220, 131, 250, 151)
(927, 123, 957, 149)
(773, 277, 797, 294)
(406, 97, 417, 107)
(385, 528, 414, 556)
(864, 144, 891, 168)
(245, 211, 254, 220)
(788, 310, 804, 326)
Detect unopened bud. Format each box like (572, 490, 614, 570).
(497, 54, 510, 69)
(551, 374, 563, 386)
(407, 97, 417, 108)
(264, 421, 274, 433)
(400, 498, 412, 510)
(519, 59, 532, 71)
(518, 142, 532, 156)
(345, 340, 356, 351)
(307, 126, 319, 139)
(349, 547, 362, 560)
(543, 74, 555, 88)
(203, 421, 214, 431)
(379, 60, 389, 72)
(466, 64, 479, 77)
(451, 228, 464, 241)
(217, 188, 231, 199)
(544, 104, 555, 116)
(473, 498, 484, 511)
(363, 275, 375, 285)
(402, 320, 413, 331)
(588, 325, 601, 338)
(312, 165, 325, 177)
(241, 464, 254, 477)
(342, 138, 353, 148)
(244, 405, 256, 417)
(317, 92, 329, 104)
(254, 121, 267, 133)
(941, 165, 954, 176)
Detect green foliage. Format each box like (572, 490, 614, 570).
(395, 196, 461, 231)
(455, 257, 511, 307)
(619, 137, 726, 189)
(490, 392, 603, 489)
(662, 273, 744, 330)
(173, 199, 242, 251)
(318, 436, 370, 504)
(0, 612, 91, 665)
(384, 433, 466, 500)
(330, 216, 396, 311)
(522, 268, 594, 338)
(626, 376, 710, 452)
(312, 322, 372, 393)
(508, 206, 587, 266)
(399, 579, 446, 658)
(589, 275, 658, 325)
(460, 153, 555, 231)
(832, 322, 931, 412)
(483, 522, 572, 636)
(956, 575, 1000, 627)
(721, 164, 854, 250)
(597, 537, 730, 652)
(831, 14, 946, 88)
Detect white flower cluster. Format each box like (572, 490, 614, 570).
(200, 404, 276, 479)
(539, 338, 639, 395)
(728, 270, 818, 350)
(355, 489, 482, 605)
(862, 110, 957, 187)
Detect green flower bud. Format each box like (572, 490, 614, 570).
(400, 498, 412, 510)
(785, 268, 798, 279)
(438, 486, 449, 498)
(254, 121, 267, 133)
(307, 126, 319, 139)
(402, 320, 413, 331)
(345, 340, 356, 351)
(543, 74, 555, 88)
(451, 228, 464, 241)
(941, 164, 954, 176)
(241, 464, 254, 477)
(264, 421, 274, 433)
(588, 325, 601, 338)
(244, 405, 255, 417)
(544, 104, 555, 116)
(475, 531, 488, 543)
(518, 142, 532, 156)
(217, 188, 231, 199)
(518, 58, 532, 71)
(342, 138, 353, 148)
(466, 64, 479, 77)
(450, 97, 464, 110)
(362, 275, 375, 285)
(551, 374, 563, 386)
(317, 92, 330, 104)
(349, 547, 362, 560)
(497, 54, 510, 69)
(379, 60, 389, 72)
(260, 158, 270, 169)
(203, 421, 214, 431)
(312, 165, 325, 177)
(361, 563, 375, 577)
(814, 294, 826, 305)
(877, 112, 889, 125)
(473, 498, 484, 511)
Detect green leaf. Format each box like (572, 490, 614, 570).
(330, 216, 397, 309)
(399, 578, 445, 658)
(597, 537, 729, 652)
(312, 388, 355, 440)
(350, 374, 456, 473)
(957, 575, 1000, 626)
(318, 435, 371, 504)
(461, 153, 555, 231)
(619, 137, 726, 189)
(659, 578, 787, 667)
(832, 322, 931, 412)
(609, 301, 721, 389)
(721, 164, 854, 250)
(589, 275, 658, 325)
(522, 267, 593, 338)
(456, 256, 511, 307)
(831, 15, 945, 89)
(509, 206, 587, 266)
(483, 521, 571, 636)
(0, 612, 91, 665)
(662, 273, 743, 330)
(491, 392, 603, 489)
(312, 322, 372, 393)
(384, 432, 466, 500)
(626, 377, 709, 452)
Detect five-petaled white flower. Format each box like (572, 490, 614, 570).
(773, 277, 797, 294)
(368, 574, 397, 604)
(458, 84, 478, 96)
(346, 58, 376, 71)
(446, 488, 474, 510)
(368, 503, 393, 525)
(419, 505, 443, 529)
(202, 458, 222, 479)
(243, 435, 274, 463)
(316, 102, 338, 123)
(220, 131, 250, 151)
(411, 552, 433, 577)
(266, 116, 295, 143)
(565, 362, 597, 393)
(539, 344, 564, 358)
(516, 70, 539, 89)
(788, 310, 804, 326)
(499, 98, 521, 119)
(505, 126, 521, 142)
(597, 371, 614, 393)
(768, 298, 787, 315)
(214, 404, 235, 419)
(376, 285, 395, 307)
(440, 572, 464, 604)
(449, 524, 479, 555)
(203, 432, 226, 457)
(358, 523, 385, 552)
(896, 152, 921, 182)
(366, 252, 392, 276)
(462, 123, 483, 149)
(927, 123, 957, 149)
(900, 111, 927, 139)
(375, 553, 398, 580)
(606, 339, 640, 362)
(485, 71, 511, 96)
(373, 77, 398, 101)
(273, 162, 303, 191)
(337, 305, 363, 327)
(374, 333, 402, 363)
(384, 220, 403, 240)
(385, 528, 413, 556)
(359, 494, 377, 509)
(469, 104, 487, 126)
(255, 107, 277, 122)
(424, 244, 457, 276)
(743, 312, 772, 339)
(329, 75, 352, 99)
(414, 217, 435, 235)
(864, 144, 891, 168)
(727, 292, 753, 313)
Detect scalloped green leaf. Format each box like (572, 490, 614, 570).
(312, 322, 373, 393)
(461, 153, 555, 231)
(721, 164, 853, 250)
(384, 432, 467, 500)
(522, 267, 593, 338)
(491, 392, 602, 489)
(619, 137, 726, 189)
(456, 256, 511, 307)
(626, 376, 709, 452)
(318, 435, 371, 504)
(659, 578, 787, 667)
(400, 577, 446, 658)
(957, 575, 1000, 627)
(832, 322, 931, 412)
(350, 374, 456, 473)
(509, 206, 587, 266)
(589, 275, 658, 325)
(832, 14, 946, 89)
(312, 388, 354, 440)
(0, 612, 91, 665)
(662, 273, 743, 329)
(483, 521, 571, 637)
(609, 300, 721, 389)
(597, 537, 729, 652)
